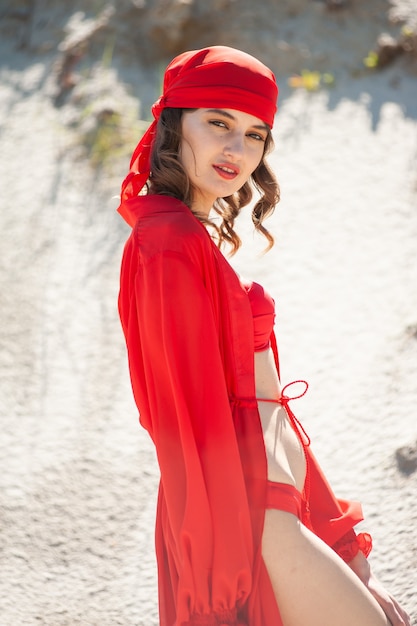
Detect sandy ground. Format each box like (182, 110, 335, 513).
(1, 20, 417, 626)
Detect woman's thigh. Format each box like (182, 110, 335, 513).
(262, 509, 390, 626)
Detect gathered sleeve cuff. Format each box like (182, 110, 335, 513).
(332, 530, 373, 563)
(182, 607, 246, 625)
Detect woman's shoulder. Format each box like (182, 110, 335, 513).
(128, 194, 214, 261)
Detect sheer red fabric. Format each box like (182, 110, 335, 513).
(118, 195, 367, 626)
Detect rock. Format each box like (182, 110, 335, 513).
(395, 442, 417, 474)
(405, 323, 417, 339)
(376, 32, 403, 68)
(145, 0, 195, 56)
(324, 0, 351, 10)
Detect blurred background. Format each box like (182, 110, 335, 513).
(1, 1, 417, 624)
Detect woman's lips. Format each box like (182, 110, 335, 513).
(213, 163, 240, 180)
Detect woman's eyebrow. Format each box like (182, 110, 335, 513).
(205, 109, 269, 132)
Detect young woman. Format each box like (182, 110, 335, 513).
(117, 46, 410, 626)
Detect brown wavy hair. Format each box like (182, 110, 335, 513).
(148, 108, 280, 254)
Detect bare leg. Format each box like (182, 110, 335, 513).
(262, 509, 390, 626)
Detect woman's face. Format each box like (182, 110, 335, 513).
(179, 108, 269, 216)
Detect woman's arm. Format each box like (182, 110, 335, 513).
(302, 447, 411, 624)
(305, 450, 411, 625)
(348, 552, 411, 626)
(120, 247, 255, 625)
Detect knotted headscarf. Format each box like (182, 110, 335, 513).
(117, 45, 278, 226)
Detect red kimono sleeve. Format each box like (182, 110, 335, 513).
(120, 246, 255, 626)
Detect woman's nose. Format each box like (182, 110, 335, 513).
(223, 132, 244, 159)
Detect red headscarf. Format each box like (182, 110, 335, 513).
(117, 46, 278, 226)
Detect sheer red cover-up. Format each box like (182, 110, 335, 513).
(118, 195, 366, 626)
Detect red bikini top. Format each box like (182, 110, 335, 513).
(242, 281, 276, 352)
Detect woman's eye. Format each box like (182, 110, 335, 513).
(209, 119, 228, 129)
(248, 132, 266, 142)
